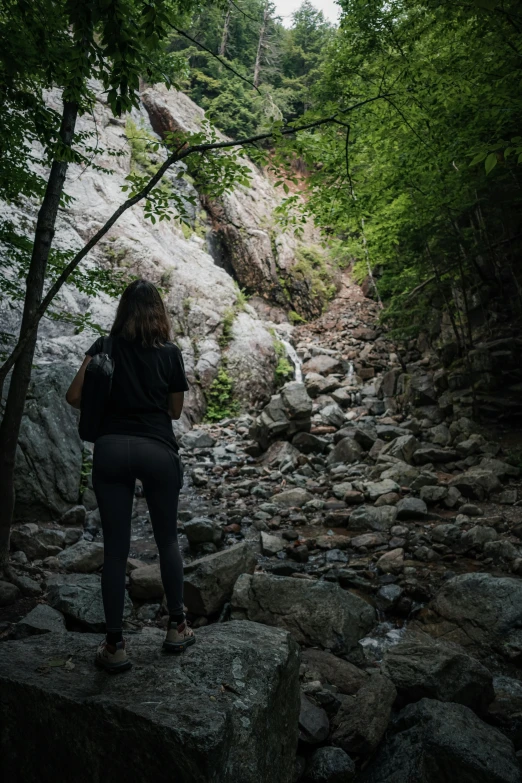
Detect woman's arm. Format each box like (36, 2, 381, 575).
(65, 356, 92, 409)
(168, 391, 184, 420)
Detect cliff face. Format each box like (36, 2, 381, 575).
(1, 83, 321, 427)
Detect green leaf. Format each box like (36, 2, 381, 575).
(485, 153, 497, 174)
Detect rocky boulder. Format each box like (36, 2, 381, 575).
(46, 573, 133, 632)
(10, 363, 83, 521)
(0, 621, 300, 783)
(231, 573, 376, 654)
(331, 673, 396, 756)
(183, 541, 257, 616)
(358, 698, 521, 783)
(249, 382, 312, 451)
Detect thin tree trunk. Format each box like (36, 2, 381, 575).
(0, 100, 78, 566)
(219, 3, 231, 56)
(253, 1, 269, 88)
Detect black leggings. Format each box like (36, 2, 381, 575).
(92, 434, 184, 633)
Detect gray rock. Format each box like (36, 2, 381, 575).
(349, 505, 398, 532)
(13, 363, 83, 521)
(281, 381, 313, 419)
(376, 584, 403, 611)
(380, 435, 419, 464)
(431, 524, 461, 546)
(302, 355, 342, 375)
(320, 403, 346, 429)
(261, 531, 285, 556)
(460, 525, 498, 551)
(377, 548, 404, 574)
(292, 432, 328, 454)
(425, 572, 522, 658)
(0, 580, 20, 607)
(0, 621, 300, 783)
(58, 505, 86, 527)
(358, 698, 521, 783)
(484, 540, 519, 562)
(304, 746, 356, 783)
(305, 372, 331, 398)
(380, 463, 420, 487)
(420, 485, 448, 504)
(480, 457, 519, 480)
(46, 573, 133, 631)
(231, 573, 376, 654)
(300, 649, 368, 695)
(327, 438, 363, 465)
(184, 541, 256, 616)
(459, 503, 483, 516)
(271, 488, 314, 507)
(331, 674, 396, 756)
(449, 469, 502, 500)
(413, 445, 459, 465)
(396, 497, 428, 520)
(363, 479, 400, 501)
(4, 568, 42, 597)
(350, 532, 387, 549)
(184, 517, 222, 545)
(14, 604, 66, 639)
(64, 527, 83, 547)
(129, 564, 164, 600)
(382, 631, 494, 712)
(489, 676, 522, 726)
(181, 429, 216, 449)
(299, 693, 330, 744)
(56, 540, 104, 573)
(10, 526, 63, 560)
(376, 425, 407, 442)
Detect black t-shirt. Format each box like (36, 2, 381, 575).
(86, 335, 189, 451)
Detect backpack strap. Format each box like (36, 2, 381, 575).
(102, 336, 113, 357)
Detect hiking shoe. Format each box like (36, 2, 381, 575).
(95, 639, 132, 673)
(163, 619, 196, 653)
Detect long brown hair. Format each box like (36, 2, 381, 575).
(110, 279, 171, 347)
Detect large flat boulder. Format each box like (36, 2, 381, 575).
(0, 621, 300, 783)
(46, 573, 133, 632)
(231, 573, 376, 654)
(183, 541, 257, 616)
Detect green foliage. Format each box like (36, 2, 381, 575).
(288, 310, 306, 324)
(204, 365, 239, 421)
(292, 245, 337, 308)
(219, 306, 236, 347)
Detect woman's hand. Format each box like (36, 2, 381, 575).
(65, 356, 92, 409)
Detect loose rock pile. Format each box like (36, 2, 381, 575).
(2, 273, 522, 782)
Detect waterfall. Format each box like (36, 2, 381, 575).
(281, 339, 303, 383)
(347, 361, 355, 382)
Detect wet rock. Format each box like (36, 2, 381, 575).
(184, 517, 223, 545)
(301, 649, 368, 695)
(0, 580, 20, 607)
(358, 698, 521, 783)
(382, 631, 494, 712)
(0, 621, 300, 783)
(376, 584, 403, 611)
(424, 572, 522, 658)
(231, 573, 376, 654)
(184, 541, 256, 616)
(420, 485, 448, 505)
(377, 548, 404, 574)
(56, 540, 104, 573)
(180, 429, 216, 449)
(380, 435, 419, 464)
(272, 488, 314, 507)
(129, 564, 164, 600)
(304, 746, 356, 783)
(331, 673, 396, 756)
(396, 497, 428, 520)
(327, 438, 363, 465)
(299, 692, 330, 744)
(58, 505, 86, 527)
(14, 604, 66, 639)
(349, 505, 398, 532)
(46, 573, 133, 632)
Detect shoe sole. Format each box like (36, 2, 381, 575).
(163, 635, 196, 653)
(95, 658, 133, 673)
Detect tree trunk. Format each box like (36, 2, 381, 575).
(253, 1, 269, 88)
(0, 100, 78, 566)
(219, 3, 231, 57)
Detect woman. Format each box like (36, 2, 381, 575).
(66, 279, 194, 672)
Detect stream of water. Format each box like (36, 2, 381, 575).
(281, 339, 303, 383)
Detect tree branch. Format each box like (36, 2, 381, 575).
(0, 94, 390, 384)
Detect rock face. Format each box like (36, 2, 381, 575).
(183, 541, 257, 616)
(231, 573, 376, 654)
(331, 674, 397, 756)
(9, 363, 83, 522)
(358, 698, 521, 783)
(0, 622, 301, 783)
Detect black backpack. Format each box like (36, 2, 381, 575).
(79, 336, 114, 443)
